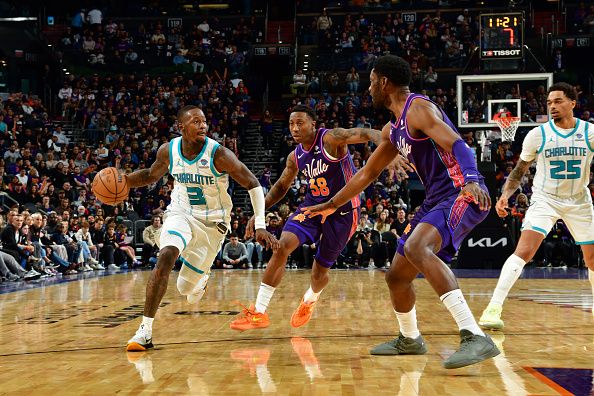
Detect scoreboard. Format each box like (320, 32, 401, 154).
(480, 12, 524, 60)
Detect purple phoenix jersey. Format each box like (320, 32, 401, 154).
(294, 128, 360, 211)
(390, 94, 489, 263)
(390, 93, 484, 205)
(283, 128, 360, 268)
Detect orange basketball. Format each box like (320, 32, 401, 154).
(91, 167, 130, 205)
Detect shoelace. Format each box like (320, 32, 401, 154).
(235, 302, 257, 321)
(457, 334, 477, 352)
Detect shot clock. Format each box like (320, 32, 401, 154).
(480, 12, 524, 60)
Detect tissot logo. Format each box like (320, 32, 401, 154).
(468, 237, 508, 248)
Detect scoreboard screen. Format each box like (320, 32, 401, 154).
(480, 12, 524, 60)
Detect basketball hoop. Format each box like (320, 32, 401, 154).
(493, 113, 521, 142)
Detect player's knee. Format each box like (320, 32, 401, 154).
(276, 238, 294, 257)
(385, 267, 406, 287)
(403, 239, 430, 264)
(155, 246, 179, 275)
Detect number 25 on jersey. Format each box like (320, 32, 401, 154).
(550, 160, 581, 180)
(309, 177, 330, 196)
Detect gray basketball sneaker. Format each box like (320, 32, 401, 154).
(443, 329, 500, 369)
(370, 333, 428, 355)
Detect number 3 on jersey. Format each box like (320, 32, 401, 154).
(550, 160, 581, 180)
(309, 177, 330, 196)
(187, 186, 206, 205)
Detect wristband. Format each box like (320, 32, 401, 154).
(452, 139, 479, 184)
(248, 186, 266, 229)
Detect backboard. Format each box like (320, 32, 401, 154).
(457, 73, 553, 129)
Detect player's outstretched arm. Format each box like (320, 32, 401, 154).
(263, 152, 299, 209)
(213, 146, 279, 250)
(303, 140, 399, 222)
(126, 143, 169, 188)
(324, 126, 383, 146)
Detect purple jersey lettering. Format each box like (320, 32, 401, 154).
(294, 128, 360, 211)
(389, 94, 483, 204)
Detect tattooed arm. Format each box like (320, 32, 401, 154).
(496, 159, 533, 217)
(324, 127, 383, 147)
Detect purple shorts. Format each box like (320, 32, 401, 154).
(283, 207, 360, 268)
(397, 190, 489, 263)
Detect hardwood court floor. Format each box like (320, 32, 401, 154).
(1, 268, 593, 395)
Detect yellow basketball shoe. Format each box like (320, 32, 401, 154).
(478, 303, 504, 330)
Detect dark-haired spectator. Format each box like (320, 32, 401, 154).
(222, 233, 249, 269)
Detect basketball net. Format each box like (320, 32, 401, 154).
(493, 112, 520, 142)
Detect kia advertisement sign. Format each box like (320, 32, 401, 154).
(457, 210, 514, 269)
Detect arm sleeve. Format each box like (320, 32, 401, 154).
(248, 186, 266, 230)
(519, 127, 543, 162)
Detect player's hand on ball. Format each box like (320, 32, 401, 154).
(460, 182, 491, 212)
(303, 200, 337, 224)
(244, 215, 256, 239)
(255, 228, 279, 251)
(495, 196, 510, 218)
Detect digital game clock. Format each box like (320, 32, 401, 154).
(480, 12, 524, 60)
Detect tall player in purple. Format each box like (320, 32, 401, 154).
(304, 55, 500, 369)
(230, 105, 382, 331)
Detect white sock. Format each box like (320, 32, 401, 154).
(255, 283, 276, 313)
(395, 306, 421, 339)
(303, 286, 322, 304)
(490, 254, 526, 306)
(141, 316, 154, 334)
(440, 289, 484, 336)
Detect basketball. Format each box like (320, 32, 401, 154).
(91, 167, 130, 205)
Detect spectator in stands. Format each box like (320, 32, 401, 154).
(222, 232, 249, 269)
(75, 221, 102, 270)
(141, 215, 161, 267)
(345, 66, 360, 95)
(1, 213, 32, 268)
(116, 223, 140, 268)
(102, 223, 120, 270)
(511, 193, 529, 220)
(0, 249, 33, 281)
(390, 208, 408, 237)
(290, 69, 307, 95)
(316, 9, 333, 44)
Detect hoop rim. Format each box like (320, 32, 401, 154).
(494, 116, 521, 126)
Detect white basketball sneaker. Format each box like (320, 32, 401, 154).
(126, 324, 154, 352)
(187, 274, 210, 304)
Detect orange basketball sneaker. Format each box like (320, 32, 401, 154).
(230, 305, 270, 331)
(290, 299, 317, 328)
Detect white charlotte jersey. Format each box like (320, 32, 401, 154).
(167, 136, 232, 224)
(520, 118, 594, 198)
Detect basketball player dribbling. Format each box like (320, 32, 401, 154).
(125, 105, 278, 351)
(304, 55, 500, 369)
(230, 104, 395, 331)
(480, 82, 594, 329)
